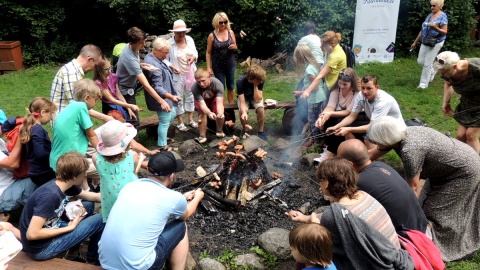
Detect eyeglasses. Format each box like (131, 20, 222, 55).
(435, 57, 446, 65)
(103, 66, 112, 73)
(339, 70, 352, 81)
(219, 20, 228, 25)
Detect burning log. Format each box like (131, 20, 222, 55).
(204, 189, 241, 209)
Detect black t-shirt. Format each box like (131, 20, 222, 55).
(358, 161, 428, 233)
(236, 75, 264, 102)
(20, 180, 82, 255)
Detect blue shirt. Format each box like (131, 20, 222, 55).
(422, 12, 448, 43)
(143, 53, 177, 111)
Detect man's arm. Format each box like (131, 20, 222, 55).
(77, 189, 101, 202)
(179, 189, 204, 220)
(26, 215, 82, 240)
(215, 97, 224, 117)
(238, 94, 248, 121)
(253, 84, 263, 103)
(326, 112, 359, 132)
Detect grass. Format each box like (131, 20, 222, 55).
(1, 55, 479, 268)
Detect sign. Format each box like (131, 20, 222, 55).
(352, 0, 401, 63)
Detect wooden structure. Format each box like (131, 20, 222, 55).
(8, 251, 101, 270)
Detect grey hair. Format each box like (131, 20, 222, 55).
(367, 116, 407, 146)
(433, 51, 460, 70)
(152, 37, 171, 51)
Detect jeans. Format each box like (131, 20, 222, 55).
(148, 220, 186, 270)
(417, 41, 444, 88)
(157, 108, 176, 147)
(30, 212, 105, 261)
(213, 66, 236, 90)
(0, 178, 37, 212)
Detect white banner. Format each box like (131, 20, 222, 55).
(352, 0, 400, 63)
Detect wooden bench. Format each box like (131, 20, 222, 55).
(137, 101, 297, 134)
(8, 251, 102, 270)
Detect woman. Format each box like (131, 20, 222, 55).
(206, 12, 238, 103)
(301, 31, 346, 102)
(286, 157, 412, 269)
(314, 68, 368, 162)
(367, 116, 480, 261)
(435, 51, 480, 153)
(166, 19, 199, 132)
(410, 0, 448, 89)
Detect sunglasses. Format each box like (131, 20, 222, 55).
(219, 20, 228, 25)
(435, 57, 446, 65)
(430, 4, 436, 7)
(339, 70, 352, 81)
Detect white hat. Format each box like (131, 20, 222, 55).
(96, 120, 137, 156)
(169, 20, 191, 33)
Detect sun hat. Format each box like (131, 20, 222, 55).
(96, 120, 137, 156)
(148, 151, 185, 176)
(169, 20, 191, 33)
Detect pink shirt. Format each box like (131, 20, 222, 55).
(96, 73, 119, 104)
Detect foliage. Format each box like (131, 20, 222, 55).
(215, 249, 239, 269)
(249, 246, 278, 269)
(199, 250, 210, 259)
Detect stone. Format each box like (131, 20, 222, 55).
(179, 139, 205, 156)
(301, 153, 321, 167)
(185, 252, 197, 270)
(243, 135, 269, 153)
(257, 227, 291, 260)
(271, 138, 289, 150)
(234, 253, 265, 269)
(198, 258, 226, 270)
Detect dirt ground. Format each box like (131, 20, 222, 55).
(160, 121, 329, 269)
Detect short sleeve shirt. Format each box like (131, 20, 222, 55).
(352, 90, 403, 121)
(302, 64, 324, 104)
(325, 44, 347, 90)
(236, 75, 264, 102)
(116, 45, 143, 95)
(191, 77, 224, 102)
(50, 59, 84, 113)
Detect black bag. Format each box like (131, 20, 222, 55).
(340, 43, 356, 68)
(405, 118, 427, 127)
(422, 36, 437, 47)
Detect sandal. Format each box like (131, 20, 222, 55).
(188, 120, 198, 128)
(177, 123, 189, 132)
(64, 254, 87, 263)
(216, 132, 225, 138)
(195, 136, 207, 144)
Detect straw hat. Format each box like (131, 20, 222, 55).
(96, 120, 137, 156)
(169, 20, 191, 33)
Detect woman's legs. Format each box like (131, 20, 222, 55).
(418, 42, 444, 88)
(458, 125, 480, 153)
(157, 108, 176, 148)
(174, 75, 186, 126)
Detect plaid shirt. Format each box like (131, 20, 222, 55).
(50, 59, 84, 113)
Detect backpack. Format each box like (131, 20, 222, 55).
(398, 229, 445, 270)
(340, 43, 356, 68)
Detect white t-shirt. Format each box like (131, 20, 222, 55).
(352, 90, 403, 121)
(0, 143, 15, 197)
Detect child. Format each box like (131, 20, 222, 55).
(19, 97, 57, 187)
(49, 78, 101, 190)
(191, 68, 225, 143)
(93, 58, 140, 122)
(289, 223, 337, 270)
(92, 120, 139, 222)
(236, 64, 268, 141)
(19, 151, 104, 263)
(293, 44, 324, 147)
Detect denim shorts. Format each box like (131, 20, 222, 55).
(148, 220, 186, 269)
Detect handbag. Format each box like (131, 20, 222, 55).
(422, 36, 437, 47)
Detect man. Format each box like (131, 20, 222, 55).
(116, 27, 170, 127)
(191, 68, 225, 144)
(143, 37, 180, 150)
(50, 44, 112, 123)
(99, 151, 204, 269)
(326, 74, 403, 147)
(237, 64, 267, 141)
(337, 139, 428, 235)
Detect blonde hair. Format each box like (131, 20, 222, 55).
(194, 68, 210, 79)
(72, 78, 102, 101)
(56, 151, 89, 181)
(289, 223, 333, 267)
(321, 31, 342, 47)
(431, 0, 444, 8)
(19, 97, 57, 143)
(294, 44, 321, 74)
(246, 64, 267, 81)
(212, 12, 232, 30)
(152, 37, 171, 51)
(434, 51, 460, 70)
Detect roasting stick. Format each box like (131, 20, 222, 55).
(135, 152, 147, 175)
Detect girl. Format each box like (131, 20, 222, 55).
(92, 120, 139, 222)
(93, 58, 140, 122)
(314, 68, 367, 162)
(289, 223, 337, 270)
(19, 97, 57, 186)
(294, 44, 324, 147)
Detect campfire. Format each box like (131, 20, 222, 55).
(191, 136, 288, 215)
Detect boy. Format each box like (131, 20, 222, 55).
(99, 151, 204, 269)
(236, 64, 267, 140)
(49, 78, 101, 190)
(191, 68, 225, 143)
(20, 151, 104, 263)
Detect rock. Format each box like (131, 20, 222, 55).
(301, 153, 321, 167)
(257, 227, 291, 260)
(234, 253, 265, 269)
(298, 202, 311, 214)
(186, 252, 197, 270)
(271, 138, 289, 150)
(313, 205, 330, 214)
(179, 139, 205, 156)
(243, 135, 269, 152)
(198, 258, 226, 270)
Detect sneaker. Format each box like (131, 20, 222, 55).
(64, 254, 87, 263)
(216, 132, 225, 138)
(417, 84, 427, 89)
(196, 136, 207, 144)
(258, 132, 268, 141)
(313, 153, 329, 164)
(188, 120, 198, 128)
(177, 123, 189, 132)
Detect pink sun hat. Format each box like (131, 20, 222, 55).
(169, 20, 191, 33)
(96, 120, 137, 156)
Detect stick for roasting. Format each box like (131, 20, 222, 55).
(135, 153, 146, 175)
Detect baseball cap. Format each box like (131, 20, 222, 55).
(148, 151, 185, 176)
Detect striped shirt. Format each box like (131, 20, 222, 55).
(50, 59, 84, 113)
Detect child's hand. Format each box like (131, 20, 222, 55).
(240, 112, 248, 121)
(130, 104, 140, 112)
(127, 109, 137, 120)
(170, 95, 181, 103)
(292, 90, 302, 96)
(160, 100, 171, 112)
(285, 210, 309, 223)
(300, 91, 310, 99)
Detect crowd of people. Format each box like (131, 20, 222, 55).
(1, 5, 480, 269)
